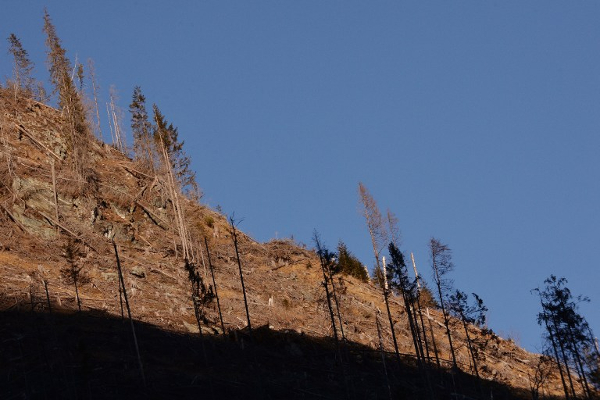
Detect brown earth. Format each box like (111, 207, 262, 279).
(0, 89, 582, 399)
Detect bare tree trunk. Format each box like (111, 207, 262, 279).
(73, 271, 81, 312)
(381, 256, 401, 367)
(43, 279, 52, 314)
(51, 160, 59, 233)
(113, 241, 146, 387)
(376, 312, 393, 400)
(205, 237, 225, 334)
(411, 253, 432, 363)
(87, 59, 102, 140)
(328, 270, 346, 342)
(432, 256, 458, 369)
(427, 308, 441, 370)
(229, 217, 251, 333)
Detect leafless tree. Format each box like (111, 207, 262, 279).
(357, 183, 401, 365)
(229, 215, 251, 333)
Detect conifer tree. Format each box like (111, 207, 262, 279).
(7, 33, 35, 97)
(448, 290, 488, 382)
(387, 243, 426, 366)
(429, 237, 458, 369)
(336, 241, 368, 282)
(43, 10, 89, 176)
(129, 86, 155, 173)
(357, 183, 402, 366)
(536, 276, 597, 399)
(152, 104, 197, 197)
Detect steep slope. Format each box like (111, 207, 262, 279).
(0, 89, 575, 398)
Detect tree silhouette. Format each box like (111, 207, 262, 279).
(429, 237, 458, 369)
(535, 275, 597, 399)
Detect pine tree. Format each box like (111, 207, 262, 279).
(336, 241, 368, 282)
(536, 275, 596, 399)
(152, 104, 197, 197)
(429, 237, 458, 369)
(448, 290, 488, 382)
(129, 86, 155, 173)
(43, 9, 89, 176)
(7, 33, 35, 97)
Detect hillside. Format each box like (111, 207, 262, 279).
(0, 89, 576, 399)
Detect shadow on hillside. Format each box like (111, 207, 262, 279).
(0, 307, 542, 400)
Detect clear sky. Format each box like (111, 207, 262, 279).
(1, 1, 599, 353)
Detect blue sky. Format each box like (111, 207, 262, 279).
(2, 1, 599, 353)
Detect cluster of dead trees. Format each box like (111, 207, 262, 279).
(355, 182, 599, 399)
(354, 182, 501, 398)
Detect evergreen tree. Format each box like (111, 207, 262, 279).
(536, 275, 597, 399)
(336, 241, 368, 282)
(129, 86, 155, 172)
(387, 243, 427, 366)
(429, 237, 458, 369)
(7, 33, 35, 96)
(448, 290, 488, 381)
(152, 104, 197, 197)
(43, 9, 89, 176)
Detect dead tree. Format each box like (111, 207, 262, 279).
(112, 241, 146, 386)
(357, 183, 401, 365)
(7, 33, 35, 98)
(205, 237, 225, 334)
(313, 230, 340, 345)
(376, 311, 393, 400)
(229, 215, 251, 333)
(87, 58, 102, 140)
(411, 253, 434, 367)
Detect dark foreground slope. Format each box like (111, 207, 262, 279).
(0, 307, 539, 400)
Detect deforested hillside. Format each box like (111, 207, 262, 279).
(0, 85, 584, 399)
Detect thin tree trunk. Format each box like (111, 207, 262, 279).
(566, 323, 591, 399)
(43, 279, 52, 314)
(205, 237, 225, 334)
(318, 253, 339, 345)
(376, 312, 393, 400)
(384, 289, 401, 368)
(229, 218, 251, 333)
(328, 270, 346, 342)
(113, 241, 146, 387)
(51, 161, 59, 233)
(411, 253, 432, 364)
(427, 308, 441, 370)
(73, 272, 81, 312)
(432, 259, 457, 369)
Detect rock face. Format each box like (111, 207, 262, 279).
(0, 89, 576, 398)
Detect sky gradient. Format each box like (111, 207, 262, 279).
(1, 1, 599, 353)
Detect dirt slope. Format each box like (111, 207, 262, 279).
(0, 89, 575, 398)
